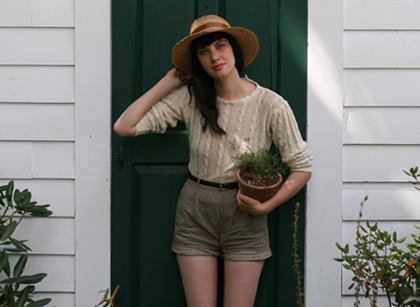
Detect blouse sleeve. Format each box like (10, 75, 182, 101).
(134, 85, 190, 136)
(270, 96, 313, 173)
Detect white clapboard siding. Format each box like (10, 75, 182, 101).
(343, 184, 420, 220)
(0, 0, 74, 27)
(0, 141, 75, 179)
(344, 31, 420, 68)
(34, 293, 75, 307)
(0, 0, 110, 305)
(0, 104, 75, 141)
(0, 28, 74, 65)
(0, 66, 74, 103)
(343, 145, 420, 182)
(8, 255, 74, 292)
(340, 0, 420, 304)
(344, 0, 420, 30)
(13, 218, 74, 254)
(344, 69, 420, 106)
(344, 107, 420, 144)
(0, 179, 74, 217)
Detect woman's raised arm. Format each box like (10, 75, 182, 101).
(113, 68, 191, 136)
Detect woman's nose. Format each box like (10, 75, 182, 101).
(210, 49, 219, 61)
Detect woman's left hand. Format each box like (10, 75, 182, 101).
(237, 171, 312, 216)
(236, 191, 268, 216)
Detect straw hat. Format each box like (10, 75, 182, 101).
(171, 15, 259, 74)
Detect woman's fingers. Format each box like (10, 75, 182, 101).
(175, 68, 193, 84)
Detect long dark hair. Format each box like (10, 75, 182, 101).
(189, 32, 245, 136)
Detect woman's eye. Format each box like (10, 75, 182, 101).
(198, 50, 207, 55)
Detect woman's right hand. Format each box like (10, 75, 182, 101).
(165, 68, 193, 88)
(175, 68, 193, 84)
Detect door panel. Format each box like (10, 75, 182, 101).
(132, 165, 188, 306)
(112, 1, 308, 306)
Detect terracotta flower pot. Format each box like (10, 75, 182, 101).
(236, 169, 283, 202)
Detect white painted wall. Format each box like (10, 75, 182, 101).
(307, 0, 420, 306)
(0, 0, 111, 306)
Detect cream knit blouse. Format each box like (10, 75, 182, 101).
(135, 81, 313, 183)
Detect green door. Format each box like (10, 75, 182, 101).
(111, 1, 308, 306)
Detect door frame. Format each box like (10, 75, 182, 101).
(111, 0, 317, 305)
(306, 0, 343, 305)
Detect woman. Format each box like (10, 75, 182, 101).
(114, 15, 313, 307)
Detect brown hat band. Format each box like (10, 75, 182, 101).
(192, 22, 229, 34)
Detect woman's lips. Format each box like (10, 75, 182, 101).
(213, 63, 225, 71)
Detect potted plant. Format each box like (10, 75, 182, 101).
(234, 145, 288, 202)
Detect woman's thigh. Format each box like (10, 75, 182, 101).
(223, 259, 265, 307)
(177, 255, 218, 307)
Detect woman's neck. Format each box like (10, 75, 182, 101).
(213, 71, 256, 101)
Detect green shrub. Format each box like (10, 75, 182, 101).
(335, 167, 420, 307)
(0, 180, 52, 307)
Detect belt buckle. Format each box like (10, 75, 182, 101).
(219, 182, 227, 191)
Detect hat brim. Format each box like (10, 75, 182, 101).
(171, 27, 259, 74)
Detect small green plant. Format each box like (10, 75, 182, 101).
(237, 147, 288, 178)
(95, 285, 120, 307)
(404, 167, 420, 191)
(0, 180, 53, 307)
(230, 140, 288, 186)
(293, 202, 304, 307)
(335, 166, 420, 307)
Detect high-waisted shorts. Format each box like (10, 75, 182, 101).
(171, 178, 272, 261)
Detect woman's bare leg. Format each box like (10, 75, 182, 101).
(177, 255, 218, 307)
(223, 260, 265, 307)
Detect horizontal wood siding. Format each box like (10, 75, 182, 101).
(343, 183, 420, 220)
(0, 28, 74, 64)
(0, 66, 75, 103)
(344, 145, 419, 181)
(344, 0, 420, 30)
(0, 142, 75, 178)
(342, 0, 420, 304)
(344, 31, 420, 68)
(0, 179, 75, 217)
(344, 107, 420, 144)
(0, 0, 74, 27)
(0, 104, 75, 140)
(0, 1, 76, 306)
(8, 255, 75, 291)
(344, 69, 420, 106)
(33, 293, 75, 307)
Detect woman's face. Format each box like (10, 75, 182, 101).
(196, 38, 237, 80)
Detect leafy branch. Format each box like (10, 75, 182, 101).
(293, 202, 304, 307)
(335, 167, 420, 307)
(95, 286, 120, 307)
(0, 180, 52, 307)
(404, 167, 420, 191)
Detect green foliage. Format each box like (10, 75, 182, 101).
(293, 202, 304, 307)
(230, 141, 288, 178)
(0, 180, 52, 307)
(335, 167, 420, 307)
(404, 167, 420, 191)
(95, 286, 120, 307)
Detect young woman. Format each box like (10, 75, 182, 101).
(114, 15, 313, 307)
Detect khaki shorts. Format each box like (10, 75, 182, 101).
(172, 178, 272, 261)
